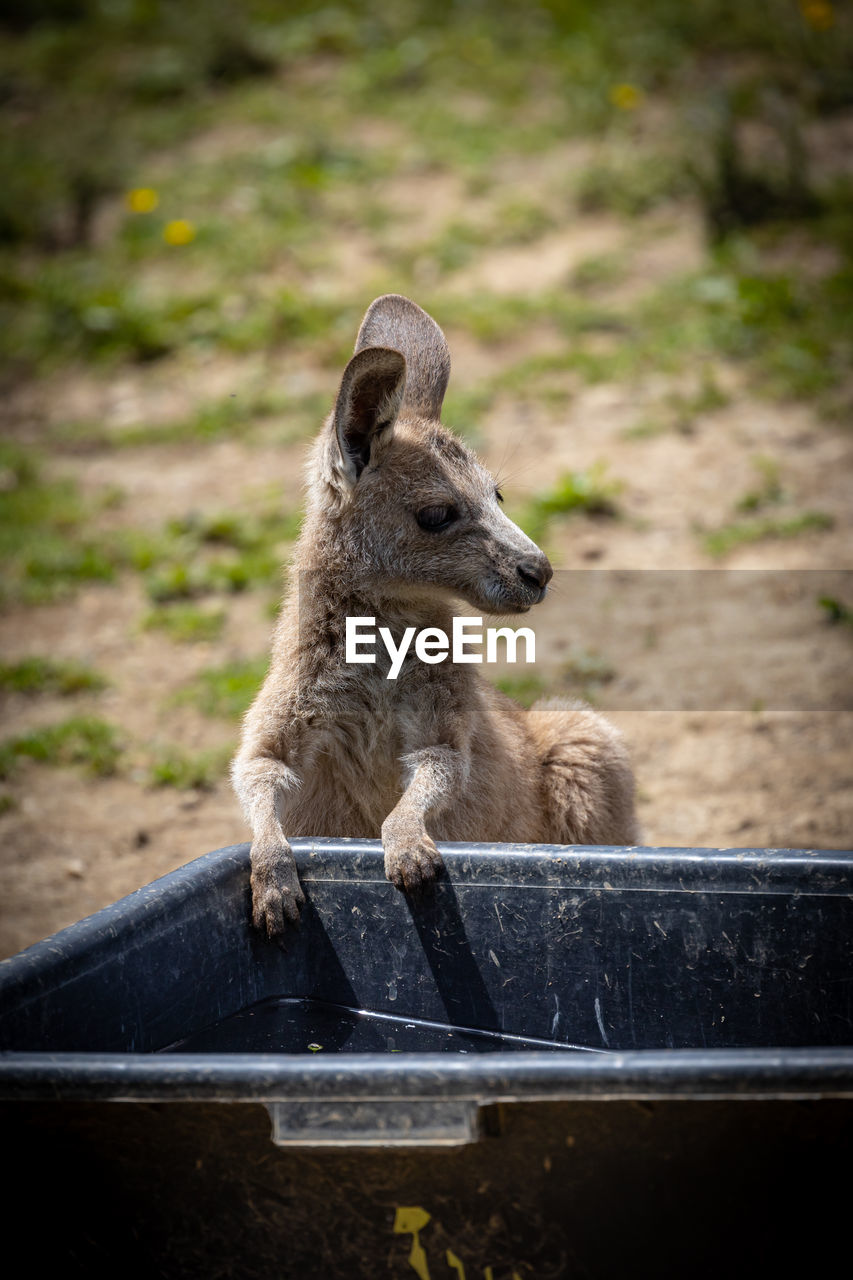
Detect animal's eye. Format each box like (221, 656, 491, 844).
(416, 505, 456, 531)
(495, 488, 504, 504)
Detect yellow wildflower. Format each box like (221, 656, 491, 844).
(126, 187, 159, 213)
(163, 219, 196, 246)
(800, 1, 835, 29)
(609, 83, 644, 111)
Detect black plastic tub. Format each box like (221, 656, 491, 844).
(1, 839, 851, 1278)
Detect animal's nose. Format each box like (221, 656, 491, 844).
(517, 557, 553, 591)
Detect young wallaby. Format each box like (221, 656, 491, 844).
(232, 294, 638, 935)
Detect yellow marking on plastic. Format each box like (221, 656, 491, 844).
(446, 1249, 465, 1278)
(393, 1207, 432, 1280)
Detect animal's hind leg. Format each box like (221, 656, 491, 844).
(526, 699, 639, 845)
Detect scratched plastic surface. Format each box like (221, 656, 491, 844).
(160, 997, 597, 1055)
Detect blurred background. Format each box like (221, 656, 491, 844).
(1, 0, 851, 955)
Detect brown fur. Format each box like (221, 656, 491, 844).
(232, 295, 638, 934)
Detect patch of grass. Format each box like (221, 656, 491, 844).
(557, 646, 617, 703)
(442, 385, 497, 448)
(701, 456, 835, 556)
(0, 657, 107, 696)
(574, 147, 689, 217)
(681, 371, 732, 416)
(570, 252, 627, 293)
(735, 456, 785, 513)
(436, 293, 545, 344)
(1, 439, 301, 612)
(491, 671, 551, 708)
(426, 219, 485, 274)
(439, 290, 628, 354)
(516, 464, 623, 544)
(702, 510, 834, 558)
(137, 504, 301, 604)
(142, 604, 227, 644)
(148, 745, 231, 790)
(492, 646, 615, 707)
(662, 260, 853, 405)
(422, 199, 557, 276)
(818, 595, 853, 629)
(0, 443, 123, 606)
(1, 260, 188, 366)
(143, 562, 208, 604)
(142, 541, 291, 603)
(548, 243, 847, 413)
(621, 415, 669, 441)
(166, 509, 301, 550)
(493, 198, 557, 246)
(0, 716, 122, 780)
(623, 371, 731, 439)
(174, 657, 269, 719)
(1, 253, 353, 370)
(55, 386, 324, 452)
(486, 312, 649, 394)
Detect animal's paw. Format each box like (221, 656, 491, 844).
(382, 822, 444, 894)
(250, 840, 305, 936)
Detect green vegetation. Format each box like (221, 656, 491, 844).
(702, 511, 834, 558)
(735, 456, 785, 513)
(0, 716, 122, 780)
(442, 385, 497, 448)
(174, 657, 269, 719)
(0, 438, 299, 612)
(148, 745, 232, 790)
(492, 645, 615, 707)
(560, 646, 617, 693)
(491, 671, 551, 709)
(52, 385, 312, 451)
(140, 507, 300, 604)
(818, 595, 853, 628)
(142, 603, 227, 644)
(433, 240, 852, 418)
(701, 454, 834, 557)
(1, 2, 850, 393)
(696, 263, 853, 405)
(0, 0, 850, 818)
(574, 145, 689, 218)
(517, 464, 622, 543)
(0, 443, 122, 606)
(0, 657, 107, 696)
(570, 252, 627, 293)
(623, 372, 730, 439)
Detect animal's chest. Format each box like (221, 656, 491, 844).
(298, 670, 428, 787)
(288, 677, 422, 833)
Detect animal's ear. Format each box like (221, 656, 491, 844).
(355, 294, 450, 421)
(333, 345, 406, 485)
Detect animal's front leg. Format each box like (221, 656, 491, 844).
(381, 745, 467, 892)
(231, 753, 304, 935)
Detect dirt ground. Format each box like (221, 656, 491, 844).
(1, 198, 851, 959)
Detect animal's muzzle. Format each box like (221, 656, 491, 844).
(516, 557, 553, 602)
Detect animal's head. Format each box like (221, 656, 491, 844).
(308, 294, 552, 615)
